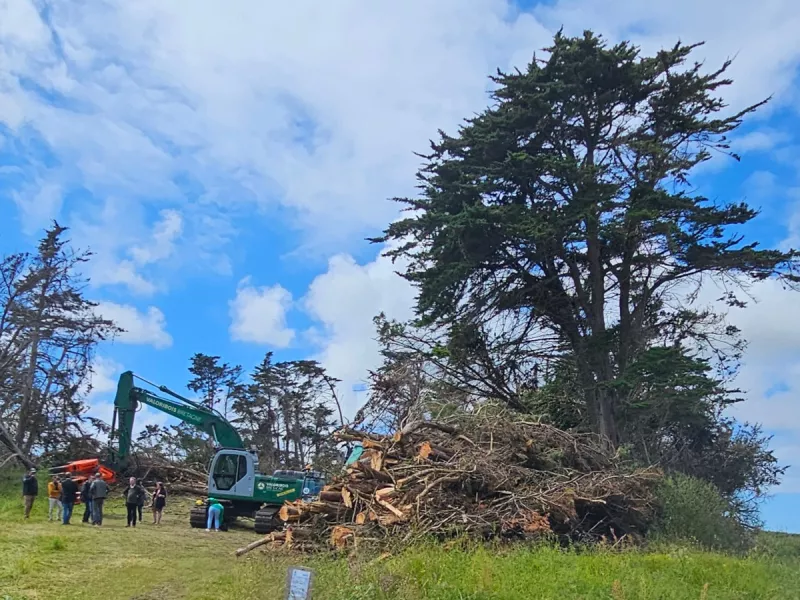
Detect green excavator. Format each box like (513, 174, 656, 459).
(86, 371, 324, 533)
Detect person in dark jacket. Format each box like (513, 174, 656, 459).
(89, 474, 109, 526)
(22, 468, 38, 519)
(124, 477, 146, 527)
(81, 477, 93, 523)
(136, 485, 148, 523)
(151, 482, 167, 524)
(59, 474, 79, 525)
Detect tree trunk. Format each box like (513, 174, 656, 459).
(596, 387, 619, 448)
(0, 420, 36, 468)
(576, 351, 619, 449)
(14, 328, 40, 448)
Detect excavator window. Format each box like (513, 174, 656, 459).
(212, 454, 238, 490)
(237, 455, 248, 482)
(212, 453, 250, 491)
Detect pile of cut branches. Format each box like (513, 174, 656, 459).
(239, 413, 661, 554)
(129, 454, 207, 494)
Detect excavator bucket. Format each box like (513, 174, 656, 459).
(50, 458, 101, 474)
(49, 459, 118, 486)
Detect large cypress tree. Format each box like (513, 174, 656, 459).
(375, 31, 799, 447)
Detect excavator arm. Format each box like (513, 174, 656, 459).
(109, 370, 244, 470)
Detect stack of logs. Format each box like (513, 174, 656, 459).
(237, 415, 661, 555)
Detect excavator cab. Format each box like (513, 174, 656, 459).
(208, 449, 255, 498)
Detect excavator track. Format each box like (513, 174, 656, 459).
(189, 505, 208, 529)
(254, 506, 282, 535)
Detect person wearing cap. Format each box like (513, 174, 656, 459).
(22, 468, 39, 519)
(47, 474, 62, 522)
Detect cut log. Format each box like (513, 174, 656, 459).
(371, 451, 385, 472)
(377, 513, 406, 527)
(319, 490, 344, 503)
(376, 497, 406, 520)
(375, 486, 396, 500)
(279, 502, 306, 522)
(330, 525, 355, 548)
(418, 441, 433, 461)
(416, 441, 451, 461)
(342, 487, 354, 508)
(236, 532, 281, 557)
(353, 461, 393, 483)
(362, 439, 385, 450)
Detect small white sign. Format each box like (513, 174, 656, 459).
(285, 566, 313, 600)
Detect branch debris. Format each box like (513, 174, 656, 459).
(241, 412, 662, 553)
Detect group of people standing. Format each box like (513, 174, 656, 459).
(23, 468, 109, 525)
(122, 477, 167, 527)
(22, 468, 167, 526)
(77, 471, 110, 525)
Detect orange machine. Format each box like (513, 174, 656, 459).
(49, 459, 117, 502)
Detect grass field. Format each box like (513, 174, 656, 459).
(1, 471, 799, 600)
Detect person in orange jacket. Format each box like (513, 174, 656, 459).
(47, 475, 62, 522)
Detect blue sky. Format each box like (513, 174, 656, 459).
(1, 0, 799, 532)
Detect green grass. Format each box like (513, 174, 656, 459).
(1, 470, 798, 599)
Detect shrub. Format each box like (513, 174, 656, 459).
(751, 531, 800, 559)
(654, 473, 752, 552)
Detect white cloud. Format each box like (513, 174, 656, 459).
(7, 0, 797, 261)
(128, 209, 183, 266)
(711, 278, 800, 435)
(735, 129, 791, 153)
(303, 248, 416, 416)
(533, 0, 800, 115)
(229, 278, 295, 347)
(95, 301, 173, 348)
(83, 356, 120, 401)
(76, 206, 186, 296)
(11, 181, 63, 234)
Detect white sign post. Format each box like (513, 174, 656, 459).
(285, 566, 314, 600)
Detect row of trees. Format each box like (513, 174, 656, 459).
(0, 226, 345, 475)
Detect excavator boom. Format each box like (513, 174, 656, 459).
(52, 370, 245, 483)
(110, 370, 244, 470)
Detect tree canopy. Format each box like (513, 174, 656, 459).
(375, 31, 799, 449)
